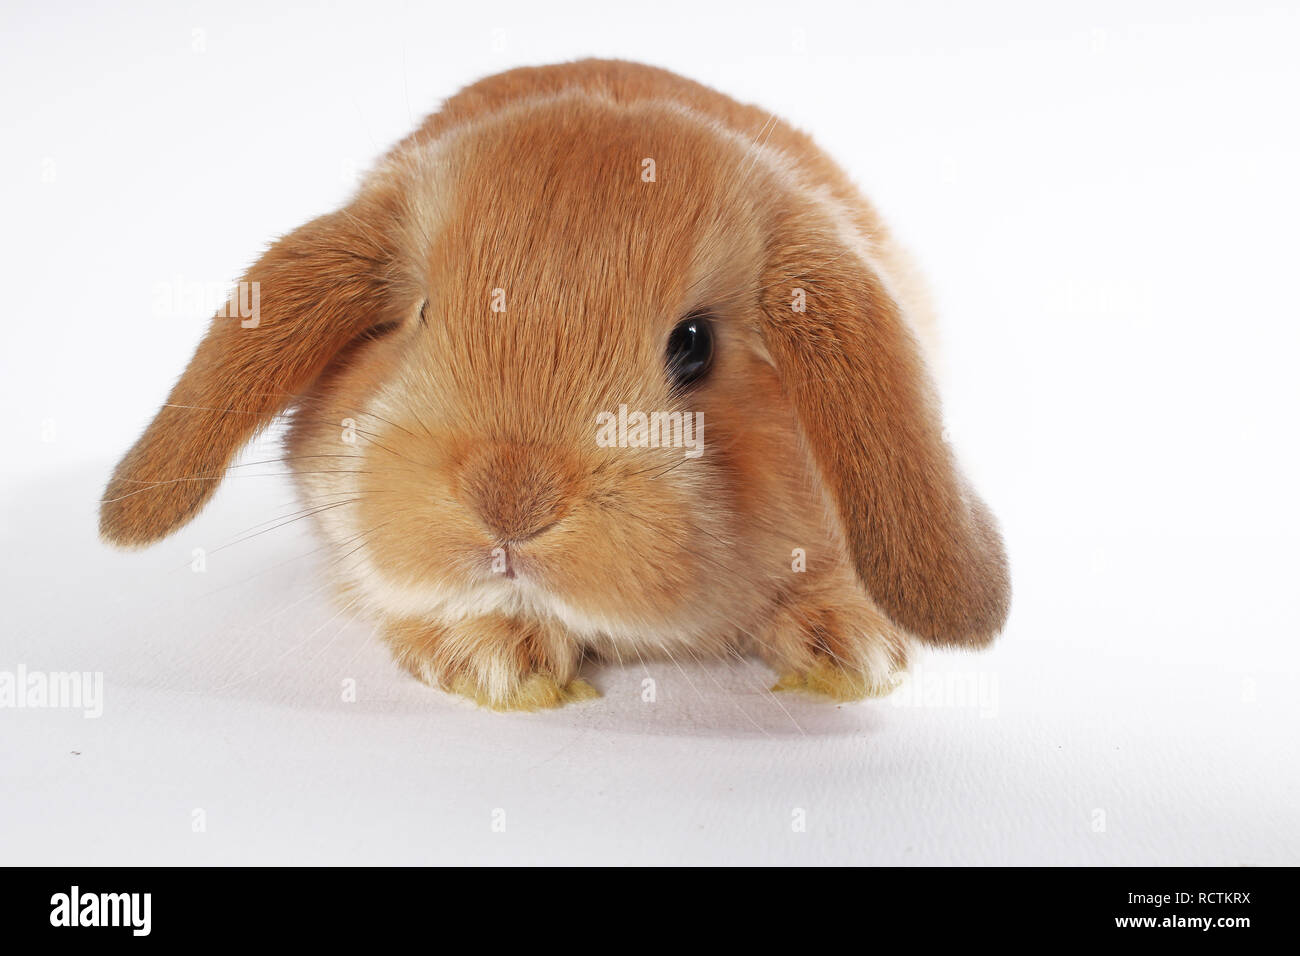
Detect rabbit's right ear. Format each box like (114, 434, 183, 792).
(756, 205, 1010, 647)
(100, 203, 402, 548)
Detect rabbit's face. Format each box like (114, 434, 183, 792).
(286, 100, 809, 645)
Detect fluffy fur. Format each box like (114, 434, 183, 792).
(100, 60, 1010, 710)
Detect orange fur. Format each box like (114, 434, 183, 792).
(100, 60, 1009, 709)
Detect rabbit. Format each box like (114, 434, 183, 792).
(99, 59, 1010, 711)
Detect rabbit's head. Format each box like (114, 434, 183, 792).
(100, 62, 1009, 650)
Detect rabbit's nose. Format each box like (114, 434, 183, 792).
(457, 442, 572, 544)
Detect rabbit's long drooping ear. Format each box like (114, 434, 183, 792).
(100, 202, 401, 548)
(758, 210, 1010, 647)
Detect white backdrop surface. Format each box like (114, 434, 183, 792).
(2, 0, 1297, 865)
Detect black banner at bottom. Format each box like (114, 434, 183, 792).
(2, 865, 1277, 943)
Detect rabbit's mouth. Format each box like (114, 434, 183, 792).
(488, 521, 562, 581)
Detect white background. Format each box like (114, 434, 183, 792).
(2, 0, 1297, 864)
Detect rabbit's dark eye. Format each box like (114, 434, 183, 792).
(665, 312, 714, 389)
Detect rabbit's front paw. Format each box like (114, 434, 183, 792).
(771, 658, 903, 701)
(382, 613, 596, 711)
(759, 582, 909, 702)
(446, 672, 599, 711)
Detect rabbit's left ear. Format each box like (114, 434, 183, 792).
(99, 200, 402, 548)
(757, 209, 1010, 647)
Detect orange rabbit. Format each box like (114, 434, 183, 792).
(100, 60, 1010, 710)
